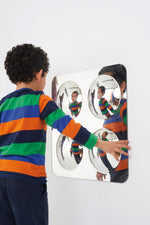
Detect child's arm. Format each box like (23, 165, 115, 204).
(104, 99, 115, 113)
(99, 99, 111, 117)
(39, 95, 130, 160)
(98, 149, 114, 172)
(119, 100, 127, 125)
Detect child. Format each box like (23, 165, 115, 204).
(69, 91, 82, 163)
(70, 141, 83, 164)
(97, 86, 115, 118)
(69, 91, 82, 117)
(96, 64, 128, 183)
(0, 44, 130, 225)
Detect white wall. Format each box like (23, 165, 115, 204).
(0, 0, 149, 224)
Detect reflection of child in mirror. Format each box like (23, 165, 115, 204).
(97, 64, 128, 183)
(52, 76, 58, 102)
(69, 91, 82, 117)
(70, 141, 83, 164)
(97, 131, 114, 178)
(0, 45, 130, 225)
(110, 92, 119, 106)
(98, 86, 115, 118)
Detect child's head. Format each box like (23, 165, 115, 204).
(98, 64, 127, 94)
(97, 86, 105, 99)
(4, 44, 49, 89)
(71, 91, 78, 102)
(101, 131, 108, 139)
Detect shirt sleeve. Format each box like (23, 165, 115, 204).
(120, 100, 127, 125)
(39, 94, 98, 149)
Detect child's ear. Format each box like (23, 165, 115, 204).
(35, 69, 43, 80)
(120, 81, 126, 92)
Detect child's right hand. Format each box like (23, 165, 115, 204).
(95, 138, 131, 161)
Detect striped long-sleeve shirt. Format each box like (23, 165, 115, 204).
(0, 88, 97, 183)
(69, 101, 82, 117)
(103, 98, 128, 172)
(99, 98, 115, 118)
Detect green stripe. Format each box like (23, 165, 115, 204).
(104, 101, 109, 107)
(0, 142, 46, 156)
(102, 109, 108, 115)
(45, 108, 66, 127)
(123, 114, 127, 125)
(72, 109, 78, 114)
(0, 94, 41, 112)
(84, 133, 98, 150)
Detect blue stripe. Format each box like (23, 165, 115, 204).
(98, 149, 103, 153)
(40, 101, 59, 120)
(74, 126, 90, 145)
(121, 154, 128, 160)
(104, 112, 122, 125)
(0, 130, 46, 147)
(0, 105, 40, 123)
(52, 115, 72, 133)
(0, 153, 45, 166)
(0, 88, 43, 106)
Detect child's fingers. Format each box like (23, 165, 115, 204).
(115, 148, 128, 156)
(116, 144, 131, 150)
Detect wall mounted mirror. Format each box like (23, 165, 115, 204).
(51, 65, 128, 183)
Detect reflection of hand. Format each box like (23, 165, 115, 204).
(95, 139, 131, 161)
(96, 172, 106, 181)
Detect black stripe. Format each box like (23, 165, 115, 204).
(73, 126, 90, 145)
(40, 101, 59, 120)
(115, 130, 127, 140)
(0, 130, 46, 147)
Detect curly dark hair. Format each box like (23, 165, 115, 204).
(4, 44, 49, 84)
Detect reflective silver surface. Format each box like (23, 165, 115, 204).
(88, 75, 121, 119)
(56, 81, 82, 118)
(56, 134, 83, 170)
(89, 128, 120, 174)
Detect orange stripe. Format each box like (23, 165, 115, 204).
(73, 152, 80, 155)
(104, 121, 127, 133)
(100, 105, 106, 110)
(71, 107, 78, 110)
(72, 143, 79, 146)
(39, 94, 53, 114)
(0, 118, 47, 135)
(102, 99, 106, 104)
(99, 152, 106, 157)
(62, 119, 81, 139)
(115, 159, 128, 171)
(0, 159, 46, 177)
(120, 102, 127, 118)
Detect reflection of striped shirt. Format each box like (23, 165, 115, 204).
(99, 98, 115, 118)
(0, 88, 97, 183)
(69, 101, 82, 117)
(103, 98, 128, 172)
(70, 141, 80, 155)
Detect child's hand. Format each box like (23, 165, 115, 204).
(96, 172, 106, 181)
(95, 138, 130, 161)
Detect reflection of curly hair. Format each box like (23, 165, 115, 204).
(4, 44, 49, 84)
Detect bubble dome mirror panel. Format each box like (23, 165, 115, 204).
(89, 128, 120, 174)
(88, 75, 121, 119)
(51, 67, 128, 183)
(56, 134, 83, 170)
(55, 81, 82, 118)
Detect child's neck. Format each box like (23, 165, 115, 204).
(16, 82, 36, 91)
